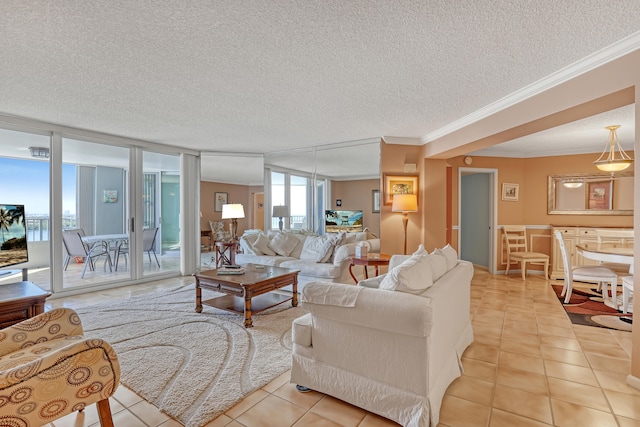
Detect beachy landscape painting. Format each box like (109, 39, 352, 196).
(0, 204, 29, 268)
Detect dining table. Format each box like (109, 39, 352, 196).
(575, 243, 634, 310)
(82, 233, 129, 247)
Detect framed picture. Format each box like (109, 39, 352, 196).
(587, 180, 612, 210)
(103, 190, 118, 203)
(372, 189, 380, 213)
(214, 192, 228, 212)
(501, 183, 519, 201)
(383, 174, 418, 206)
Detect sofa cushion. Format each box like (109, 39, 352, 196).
(435, 244, 458, 271)
(235, 253, 294, 266)
(300, 236, 335, 262)
(269, 232, 299, 256)
(288, 234, 308, 259)
(280, 259, 342, 280)
(252, 233, 276, 256)
(427, 253, 448, 282)
(379, 253, 433, 294)
(239, 233, 260, 255)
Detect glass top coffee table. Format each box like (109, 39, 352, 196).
(194, 264, 299, 328)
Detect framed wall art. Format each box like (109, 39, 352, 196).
(214, 192, 228, 212)
(501, 183, 519, 201)
(383, 174, 418, 206)
(372, 189, 380, 213)
(587, 180, 612, 210)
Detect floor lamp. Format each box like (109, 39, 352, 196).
(391, 194, 418, 255)
(221, 203, 245, 241)
(272, 205, 289, 231)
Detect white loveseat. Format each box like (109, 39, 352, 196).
(235, 230, 380, 291)
(290, 245, 474, 427)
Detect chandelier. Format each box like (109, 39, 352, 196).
(593, 125, 633, 172)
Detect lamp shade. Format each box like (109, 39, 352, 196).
(221, 203, 245, 219)
(272, 205, 290, 217)
(391, 194, 418, 213)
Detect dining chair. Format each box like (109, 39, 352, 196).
(62, 230, 113, 278)
(502, 225, 549, 280)
(143, 227, 160, 267)
(595, 229, 635, 276)
(622, 275, 634, 314)
(554, 231, 619, 304)
(114, 240, 129, 271)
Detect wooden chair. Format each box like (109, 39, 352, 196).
(0, 308, 120, 426)
(502, 225, 549, 280)
(554, 231, 619, 304)
(595, 229, 634, 277)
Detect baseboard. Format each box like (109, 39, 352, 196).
(627, 374, 640, 391)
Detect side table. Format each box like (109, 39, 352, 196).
(215, 241, 239, 267)
(349, 253, 391, 283)
(0, 281, 51, 328)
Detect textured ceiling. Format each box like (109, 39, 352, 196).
(1, 1, 640, 180)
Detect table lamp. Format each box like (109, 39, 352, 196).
(272, 205, 289, 231)
(221, 203, 245, 241)
(391, 194, 418, 255)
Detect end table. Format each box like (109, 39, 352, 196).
(215, 241, 239, 267)
(349, 253, 391, 283)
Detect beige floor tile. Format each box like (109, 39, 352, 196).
(540, 345, 589, 366)
(273, 382, 325, 409)
(109, 409, 148, 426)
(225, 388, 269, 419)
(489, 408, 552, 427)
(461, 357, 497, 382)
(202, 414, 233, 426)
(262, 370, 291, 393)
(580, 340, 630, 359)
(543, 360, 599, 386)
(495, 366, 548, 395)
(128, 399, 173, 426)
(236, 395, 306, 427)
(594, 370, 640, 395)
(446, 375, 495, 406)
(499, 339, 542, 357)
(550, 399, 618, 427)
(292, 411, 342, 426)
(498, 350, 545, 375)
(539, 335, 582, 352)
(585, 353, 632, 375)
(309, 395, 367, 426)
(603, 389, 640, 420)
(358, 413, 401, 426)
(439, 395, 490, 427)
(547, 377, 610, 412)
(464, 342, 500, 363)
(114, 385, 145, 407)
(492, 384, 552, 424)
(617, 416, 640, 427)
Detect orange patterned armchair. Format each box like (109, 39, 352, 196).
(0, 308, 120, 426)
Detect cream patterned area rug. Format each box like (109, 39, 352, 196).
(76, 283, 303, 427)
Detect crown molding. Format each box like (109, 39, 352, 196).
(381, 136, 423, 145)
(421, 31, 640, 144)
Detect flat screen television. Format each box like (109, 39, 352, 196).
(0, 204, 29, 270)
(325, 210, 363, 233)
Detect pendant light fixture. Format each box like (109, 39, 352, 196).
(593, 125, 633, 172)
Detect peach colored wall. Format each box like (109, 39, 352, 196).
(331, 179, 380, 237)
(200, 181, 251, 235)
(380, 142, 423, 254)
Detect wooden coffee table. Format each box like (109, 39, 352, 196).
(194, 264, 299, 328)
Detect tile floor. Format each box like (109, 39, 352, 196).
(42, 269, 639, 427)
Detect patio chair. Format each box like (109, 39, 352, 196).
(62, 230, 113, 278)
(143, 227, 160, 267)
(114, 240, 129, 271)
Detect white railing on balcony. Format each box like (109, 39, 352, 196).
(25, 216, 77, 242)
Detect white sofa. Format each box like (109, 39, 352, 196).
(235, 230, 380, 291)
(290, 245, 474, 427)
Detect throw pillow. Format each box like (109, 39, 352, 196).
(252, 233, 276, 256)
(379, 253, 433, 294)
(239, 233, 260, 255)
(268, 232, 299, 256)
(435, 243, 458, 271)
(413, 244, 428, 256)
(300, 236, 335, 262)
(427, 253, 448, 282)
